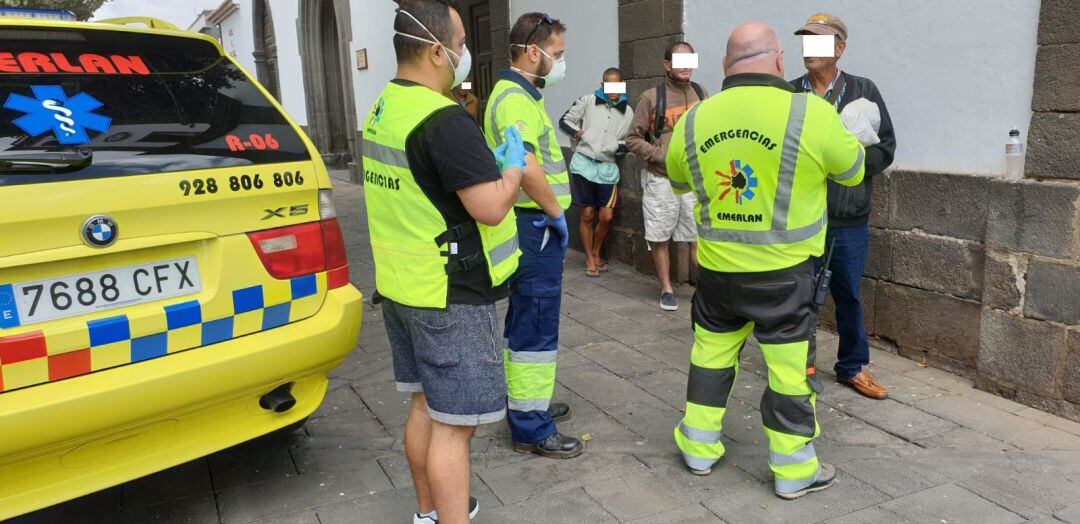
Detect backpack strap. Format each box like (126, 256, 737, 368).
(690, 81, 706, 103)
(651, 82, 667, 143)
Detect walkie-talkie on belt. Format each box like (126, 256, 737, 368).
(814, 238, 837, 306)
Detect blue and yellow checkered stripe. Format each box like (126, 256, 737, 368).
(0, 273, 326, 392)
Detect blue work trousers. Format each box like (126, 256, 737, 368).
(504, 209, 565, 443)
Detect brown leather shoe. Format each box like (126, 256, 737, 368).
(837, 371, 888, 399)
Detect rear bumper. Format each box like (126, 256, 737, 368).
(0, 285, 363, 520)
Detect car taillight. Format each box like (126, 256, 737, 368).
(248, 190, 350, 289)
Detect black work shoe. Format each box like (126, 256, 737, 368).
(774, 463, 836, 500)
(547, 402, 572, 422)
(512, 432, 584, 459)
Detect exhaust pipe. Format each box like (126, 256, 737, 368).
(259, 383, 297, 413)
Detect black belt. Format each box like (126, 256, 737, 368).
(445, 252, 483, 275)
(436, 221, 484, 275)
(434, 221, 478, 246)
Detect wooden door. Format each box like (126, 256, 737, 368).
(460, 0, 494, 128)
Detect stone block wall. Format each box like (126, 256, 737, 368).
(580, 0, 695, 281)
(971, 0, 1080, 420)
(817, 0, 1080, 421)
(816, 169, 1080, 421)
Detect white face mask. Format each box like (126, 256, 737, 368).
(512, 44, 566, 88)
(396, 10, 472, 88)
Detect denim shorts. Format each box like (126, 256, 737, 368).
(382, 299, 507, 426)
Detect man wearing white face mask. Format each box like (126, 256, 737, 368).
(361, 1, 529, 522)
(482, 12, 584, 460)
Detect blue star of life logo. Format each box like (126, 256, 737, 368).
(4, 85, 111, 145)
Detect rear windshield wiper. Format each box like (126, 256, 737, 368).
(0, 148, 94, 174)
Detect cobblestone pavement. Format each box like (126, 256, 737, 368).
(19, 176, 1080, 523)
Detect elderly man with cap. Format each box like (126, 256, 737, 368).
(791, 13, 896, 400)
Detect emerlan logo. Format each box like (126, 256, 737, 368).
(716, 159, 758, 205)
(716, 211, 763, 223)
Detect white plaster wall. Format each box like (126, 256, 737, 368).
(218, 2, 257, 75)
(351, 0, 400, 130)
(684, 0, 1040, 176)
(510, 0, 620, 146)
(265, 0, 306, 125)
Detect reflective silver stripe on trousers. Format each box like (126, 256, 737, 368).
(679, 422, 722, 444)
(771, 94, 808, 232)
(686, 93, 826, 245)
(770, 443, 817, 467)
(682, 452, 718, 471)
(517, 183, 571, 204)
(775, 466, 822, 494)
(361, 139, 409, 169)
(508, 397, 551, 412)
(489, 87, 531, 145)
(489, 235, 519, 266)
(831, 147, 865, 182)
(507, 349, 558, 364)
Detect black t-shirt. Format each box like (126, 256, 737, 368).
(398, 80, 510, 304)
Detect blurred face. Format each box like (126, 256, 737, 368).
(602, 72, 623, 102)
(803, 36, 845, 74)
(664, 45, 694, 82)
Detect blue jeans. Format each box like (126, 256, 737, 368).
(504, 209, 565, 443)
(820, 224, 870, 380)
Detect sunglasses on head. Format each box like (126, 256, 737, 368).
(523, 14, 555, 46)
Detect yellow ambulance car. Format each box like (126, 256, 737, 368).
(0, 15, 362, 518)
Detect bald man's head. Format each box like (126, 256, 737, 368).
(724, 22, 784, 77)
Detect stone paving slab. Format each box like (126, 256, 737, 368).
(17, 177, 1080, 523)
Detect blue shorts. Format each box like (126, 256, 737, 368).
(383, 299, 507, 426)
(570, 172, 619, 209)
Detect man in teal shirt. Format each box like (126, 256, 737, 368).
(559, 67, 634, 277)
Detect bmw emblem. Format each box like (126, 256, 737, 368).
(82, 215, 118, 248)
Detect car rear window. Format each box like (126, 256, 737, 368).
(0, 26, 310, 186)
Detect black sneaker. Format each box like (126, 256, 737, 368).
(660, 292, 678, 311)
(774, 463, 836, 500)
(512, 432, 584, 459)
(412, 496, 480, 523)
(547, 402, 572, 422)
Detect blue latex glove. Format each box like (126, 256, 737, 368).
(532, 212, 569, 251)
(493, 141, 509, 171)
(496, 126, 527, 171)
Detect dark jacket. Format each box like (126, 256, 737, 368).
(790, 72, 896, 227)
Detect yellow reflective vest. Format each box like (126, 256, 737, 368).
(667, 73, 865, 273)
(361, 81, 519, 308)
(483, 75, 571, 211)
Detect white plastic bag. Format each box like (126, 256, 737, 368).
(840, 97, 881, 147)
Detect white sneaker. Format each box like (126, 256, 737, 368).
(413, 497, 479, 523)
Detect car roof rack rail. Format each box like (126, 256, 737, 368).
(96, 16, 179, 30)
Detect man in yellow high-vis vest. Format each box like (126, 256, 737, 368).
(666, 22, 865, 500)
(482, 12, 582, 459)
(360, 1, 528, 522)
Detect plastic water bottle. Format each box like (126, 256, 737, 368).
(1006, 128, 1025, 178)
